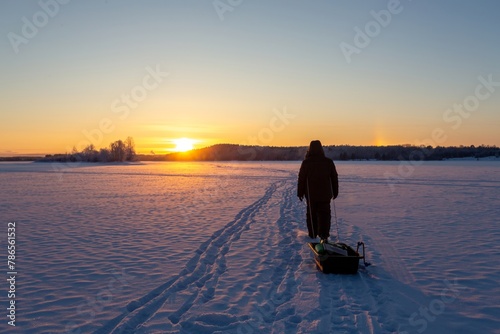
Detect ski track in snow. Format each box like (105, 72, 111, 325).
(93, 176, 400, 334)
(94, 180, 282, 334)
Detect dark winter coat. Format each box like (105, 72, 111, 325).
(297, 142, 339, 202)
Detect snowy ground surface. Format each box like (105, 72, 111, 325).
(0, 160, 499, 334)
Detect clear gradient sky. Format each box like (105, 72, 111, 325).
(1, 0, 499, 155)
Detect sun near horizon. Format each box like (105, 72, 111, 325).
(172, 138, 197, 152)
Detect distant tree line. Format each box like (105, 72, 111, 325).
(326, 144, 500, 161)
(5, 142, 497, 163)
(37, 137, 137, 163)
(136, 144, 500, 162)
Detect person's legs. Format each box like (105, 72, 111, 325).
(316, 201, 331, 241)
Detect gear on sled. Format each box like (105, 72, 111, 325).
(308, 241, 369, 274)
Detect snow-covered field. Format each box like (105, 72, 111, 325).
(0, 160, 499, 334)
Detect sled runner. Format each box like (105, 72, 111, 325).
(308, 241, 369, 274)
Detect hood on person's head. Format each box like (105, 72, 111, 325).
(306, 140, 325, 157)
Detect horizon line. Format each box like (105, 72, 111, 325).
(2, 142, 499, 158)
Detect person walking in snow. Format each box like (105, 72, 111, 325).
(297, 140, 339, 242)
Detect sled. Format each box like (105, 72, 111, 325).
(308, 241, 369, 274)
